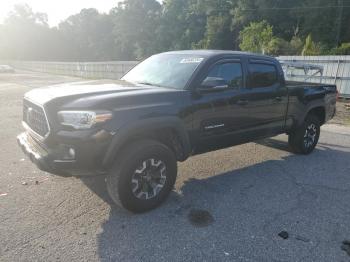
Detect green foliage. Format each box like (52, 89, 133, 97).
(239, 21, 305, 56)
(302, 34, 322, 56)
(239, 21, 273, 54)
(193, 0, 235, 50)
(157, 0, 207, 51)
(110, 0, 161, 60)
(289, 37, 304, 55)
(265, 38, 291, 56)
(330, 43, 350, 55)
(196, 15, 232, 49)
(0, 0, 350, 61)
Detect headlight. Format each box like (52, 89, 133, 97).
(57, 111, 112, 130)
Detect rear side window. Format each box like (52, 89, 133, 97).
(248, 63, 278, 88)
(207, 62, 243, 89)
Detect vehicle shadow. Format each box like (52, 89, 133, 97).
(255, 137, 293, 152)
(81, 138, 350, 261)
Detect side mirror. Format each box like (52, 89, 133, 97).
(198, 77, 229, 92)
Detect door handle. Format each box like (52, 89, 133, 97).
(237, 99, 248, 106)
(274, 96, 282, 102)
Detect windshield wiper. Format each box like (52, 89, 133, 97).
(137, 82, 162, 87)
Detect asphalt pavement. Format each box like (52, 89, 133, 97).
(0, 71, 350, 262)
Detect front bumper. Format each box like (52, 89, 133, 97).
(17, 131, 111, 176)
(17, 132, 75, 176)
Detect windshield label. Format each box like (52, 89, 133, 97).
(180, 58, 204, 64)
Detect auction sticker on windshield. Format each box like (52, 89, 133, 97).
(180, 58, 204, 64)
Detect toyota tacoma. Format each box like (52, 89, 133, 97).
(17, 50, 337, 212)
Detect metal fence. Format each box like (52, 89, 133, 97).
(7, 61, 139, 80)
(5, 56, 350, 97)
(278, 56, 350, 98)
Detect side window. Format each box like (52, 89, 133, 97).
(248, 63, 278, 88)
(206, 62, 243, 89)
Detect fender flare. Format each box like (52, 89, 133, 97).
(102, 116, 191, 167)
(298, 100, 325, 126)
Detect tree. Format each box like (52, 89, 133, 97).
(294, 0, 341, 47)
(265, 36, 304, 56)
(58, 8, 115, 61)
(239, 20, 307, 56)
(1, 1, 350, 61)
(156, 0, 207, 51)
(194, 0, 235, 50)
(110, 0, 161, 60)
(195, 16, 231, 49)
(239, 21, 274, 54)
(0, 4, 54, 60)
(232, 0, 301, 48)
(5, 4, 48, 26)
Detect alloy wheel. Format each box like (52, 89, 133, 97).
(303, 123, 317, 149)
(131, 158, 167, 200)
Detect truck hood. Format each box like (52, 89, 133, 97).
(24, 79, 166, 105)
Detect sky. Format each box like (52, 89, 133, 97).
(0, 0, 123, 26)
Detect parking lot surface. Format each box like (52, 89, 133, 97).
(1, 71, 350, 262)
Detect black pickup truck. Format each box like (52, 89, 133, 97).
(17, 50, 337, 212)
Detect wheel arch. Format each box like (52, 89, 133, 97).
(307, 106, 326, 125)
(102, 117, 191, 168)
(299, 105, 326, 127)
(296, 99, 326, 127)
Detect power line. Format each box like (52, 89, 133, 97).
(207, 5, 350, 11)
(241, 5, 350, 11)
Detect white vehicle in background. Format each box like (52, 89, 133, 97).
(0, 65, 15, 73)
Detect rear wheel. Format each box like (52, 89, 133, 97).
(106, 140, 177, 213)
(288, 114, 320, 154)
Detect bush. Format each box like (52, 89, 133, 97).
(330, 43, 350, 55)
(239, 20, 273, 54)
(302, 35, 322, 56)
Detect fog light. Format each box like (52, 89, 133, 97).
(61, 145, 76, 160)
(68, 148, 75, 159)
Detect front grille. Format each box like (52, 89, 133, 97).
(23, 99, 50, 138)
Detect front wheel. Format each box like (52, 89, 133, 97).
(106, 140, 177, 213)
(288, 114, 321, 154)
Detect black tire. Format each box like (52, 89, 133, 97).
(106, 139, 177, 213)
(288, 114, 321, 154)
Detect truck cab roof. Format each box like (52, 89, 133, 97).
(161, 50, 275, 61)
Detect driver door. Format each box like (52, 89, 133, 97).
(191, 59, 246, 153)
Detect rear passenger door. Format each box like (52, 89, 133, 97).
(238, 60, 288, 136)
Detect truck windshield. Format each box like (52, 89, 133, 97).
(122, 54, 204, 89)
